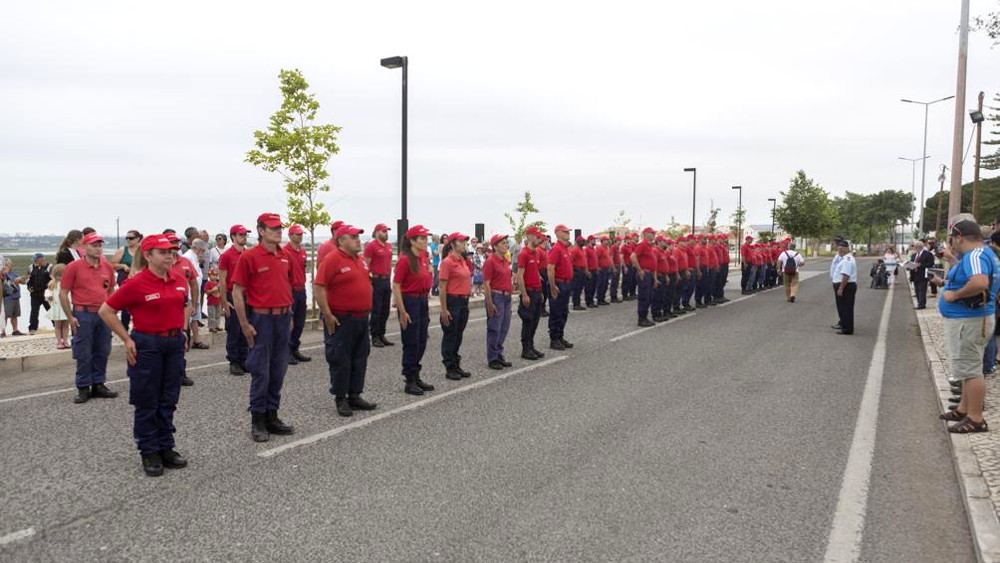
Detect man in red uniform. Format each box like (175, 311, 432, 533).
(584, 235, 599, 307)
(702, 234, 720, 307)
(315, 220, 345, 266)
(671, 237, 690, 315)
(219, 224, 251, 375)
(60, 232, 119, 404)
(164, 232, 199, 386)
(537, 235, 550, 316)
(284, 224, 311, 365)
(517, 226, 546, 360)
(610, 235, 623, 303)
(621, 235, 635, 300)
(664, 238, 680, 318)
(681, 235, 700, 311)
(631, 227, 659, 327)
(741, 235, 754, 294)
(232, 213, 296, 442)
(713, 234, 731, 303)
(547, 225, 575, 350)
(596, 235, 613, 306)
(651, 235, 670, 322)
(570, 236, 588, 311)
(364, 223, 395, 348)
(315, 224, 378, 417)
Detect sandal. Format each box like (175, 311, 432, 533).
(949, 417, 989, 434)
(192, 342, 210, 350)
(940, 410, 967, 421)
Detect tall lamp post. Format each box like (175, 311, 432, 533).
(381, 55, 409, 247)
(684, 167, 697, 234)
(732, 185, 742, 264)
(768, 198, 777, 236)
(902, 95, 954, 234)
(898, 155, 929, 234)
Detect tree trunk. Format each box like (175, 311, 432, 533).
(308, 227, 317, 318)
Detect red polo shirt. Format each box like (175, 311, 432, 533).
(62, 256, 116, 307)
(171, 255, 197, 284)
(597, 245, 612, 268)
(665, 251, 679, 274)
(316, 239, 337, 267)
(570, 246, 587, 269)
(518, 246, 542, 290)
(315, 248, 372, 314)
(218, 246, 244, 293)
(230, 244, 293, 308)
(483, 254, 513, 292)
(673, 247, 689, 270)
(621, 243, 634, 265)
(363, 239, 393, 276)
(632, 239, 657, 271)
(394, 251, 433, 295)
(549, 240, 573, 281)
(718, 244, 730, 265)
(654, 247, 668, 274)
(740, 245, 752, 263)
(283, 244, 307, 290)
(537, 246, 548, 270)
(585, 246, 598, 271)
(611, 244, 621, 266)
(706, 245, 720, 269)
(106, 268, 188, 333)
(439, 254, 472, 297)
(686, 245, 700, 269)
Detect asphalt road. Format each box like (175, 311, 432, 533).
(0, 260, 977, 562)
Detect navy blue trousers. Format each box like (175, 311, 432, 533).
(72, 311, 112, 388)
(585, 270, 597, 306)
(637, 272, 654, 319)
(324, 314, 370, 398)
(370, 277, 392, 340)
(609, 266, 620, 300)
(681, 271, 696, 306)
(400, 295, 430, 380)
(246, 312, 291, 413)
(547, 280, 571, 340)
(571, 268, 586, 307)
(290, 289, 307, 351)
(128, 332, 184, 455)
(225, 292, 249, 364)
(440, 296, 470, 369)
(596, 268, 610, 303)
(519, 289, 543, 351)
(652, 274, 667, 317)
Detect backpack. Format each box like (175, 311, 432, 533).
(783, 252, 798, 275)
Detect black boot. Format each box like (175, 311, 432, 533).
(549, 339, 566, 351)
(498, 357, 512, 367)
(521, 349, 540, 361)
(560, 338, 574, 349)
(250, 412, 270, 442)
(180, 375, 194, 386)
(457, 363, 472, 377)
(404, 377, 425, 396)
(415, 378, 435, 391)
(265, 410, 295, 435)
(288, 354, 299, 365)
(141, 452, 164, 477)
(445, 366, 463, 381)
(291, 348, 311, 362)
(638, 318, 655, 327)
(160, 449, 188, 469)
(532, 348, 546, 358)
(336, 397, 354, 417)
(348, 395, 378, 410)
(229, 362, 246, 376)
(73, 387, 91, 404)
(379, 336, 395, 347)
(91, 383, 119, 398)
(371, 338, 386, 348)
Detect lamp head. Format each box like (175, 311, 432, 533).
(380, 56, 406, 69)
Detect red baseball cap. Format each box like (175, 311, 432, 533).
(666, 238, 675, 244)
(449, 232, 470, 242)
(405, 224, 430, 238)
(335, 225, 364, 239)
(554, 224, 570, 233)
(655, 234, 666, 242)
(163, 232, 181, 243)
(490, 234, 508, 246)
(230, 224, 251, 235)
(287, 224, 304, 235)
(373, 223, 390, 233)
(525, 226, 543, 238)
(81, 233, 105, 245)
(140, 235, 178, 252)
(642, 227, 656, 235)
(575, 236, 586, 243)
(614, 235, 623, 241)
(330, 220, 344, 230)
(587, 234, 596, 241)
(257, 213, 283, 228)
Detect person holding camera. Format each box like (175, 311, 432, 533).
(933, 219, 1000, 433)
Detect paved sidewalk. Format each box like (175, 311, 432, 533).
(911, 282, 1000, 562)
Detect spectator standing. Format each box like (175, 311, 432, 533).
(26, 252, 52, 335)
(204, 269, 222, 332)
(182, 239, 209, 350)
(430, 234, 442, 296)
(2, 260, 26, 336)
(471, 246, 486, 297)
(111, 230, 142, 330)
(47, 264, 69, 348)
(912, 239, 936, 309)
(56, 229, 84, 265)
(208, 233, 227, 272)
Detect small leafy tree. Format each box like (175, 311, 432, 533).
(729, 206, 747, 240)
(246, 69, 341, 295)
(505, 191, 545, 243)
(983, 92, 1000, 171)
(665, 216, 688, 239)
(705, 207, 720, 233)
(773, 170, 839, 253)
(612, 209, 632, 234)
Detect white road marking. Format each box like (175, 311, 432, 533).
(608, 311, 697, 342)
(0, 527, 36, 546)
(258, 356, 569, 458)
(822, 282, 894, 563)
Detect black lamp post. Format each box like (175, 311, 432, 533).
(684, 168, 697, 234)
(732, 186, 742, 264)
(381, 55, 408, 248)
(767, 198, 777, 236)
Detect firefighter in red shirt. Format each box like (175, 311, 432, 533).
(595, 235, 613, 306)
(671, 238, 690, 315)
(219, 224, 251, 375)
(517, 226, 546, 360)
(631, 227, 659, 327)
(284, 224, 312, 365)
(651, 235, 670, 322)
(570, 236, 588, 311)
(364, 223, 395, 348)
(741, 236, 754, 294)
(547, 225, 575, 350)
(610, 235, 623, 303)
(584, 235, 599, 307)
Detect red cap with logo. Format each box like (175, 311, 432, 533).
(576, 236, 586, 243)
(642, 227, 656, 235)
(141, 235, 178, 252)
(405, 224, 430, 238)
(287, 224, 305, 235)
(525, 226, 543, 238)
(257, 213, 283, 228)
(449, 232, 470, 242)
(330, 220, 344, 230)
(335, 225, 364, 239)
(81, 233, 105, 245)
(587, 234, 596, 241)
(554, 224, 570, 233)
(373, 223, 390, 233)
(655, 234, 666, 242)
(230, 224, 251, 235)
(164, 232, 181, 243)
(490, 234, 508, 246)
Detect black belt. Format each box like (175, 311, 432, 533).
(250, 306, 290, 315)
(134, 329, 182, 338)
(73, 305, 101, 313)
(403, 292, 428, 298)
(371, 274, 390, 280)
(331, 311, 370, 318)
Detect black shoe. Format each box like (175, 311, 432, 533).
(336, 398, 354, 417)
(160, 449, 188, 469)
(695, 304, 707, 309)
(91, 383, 119, 398)
(499, 356, 513, 367)
(141, 452, 164, 477)
(348, 396, 378, 410)
(250, 412, 269, 442)
(445, 367, 463, 381)
(949, 396, 962, 403)
(836, 330, 853, 335)
(540, 310, 549, 317)
(291, 349, 311, 362)
(371, 338, 386, 348)
(637, 318, 655, 327)
(521, 350, 540, 361)
(404, 381, 425, 396)
(415, 378, 435, 391)
(597, 301, 609, 306)
(560, 338, 574, 349)
(456, 364, 472, 377)
(240, 362, 250, 374)
(831, 325, 843, 330)
(707, 301, 718, 306)
(489, 360, 505, 370)
(719, 297, 730, 303)
(550, 339, 566, 351)
(673, 309, 686, 315)
(532, 348, 546, 358)
(790, 297, 796, 303)
(653, 316, 667, 323)
(229, 362, 246, 376)
(180, 375, 194, 387)
(288, 354, 299, 365)
(683, 305, 695, 311)
(611, 298, 622, 303)
(572, 305, 586, 311)
(73, 387, 91, 404)
(379, 336, 395, 346)
(265, 410, 295, 435)
(916, 305, 927, 310)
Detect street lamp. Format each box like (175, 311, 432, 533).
(767, 198, 777, 236)
(898, 155, 929, 237)
(901, 95, 954, 234)
(381, 55, 409, 247)
(732, 186, 742, 264)
(684, 168, 697, 234)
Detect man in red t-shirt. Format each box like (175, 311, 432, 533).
(584, 236, 599, 307)
(219, 224, 251, 375)
(712, 234, 731, 303)
(570, 237, 588, 310)
(483, 234, 514, 370)
(364, 223, 394, 349)
(284, 224, 311, 364)
(315, 224, 377, 418)
(741, 236, 754, 294)
(610, 235, 623, 303)
(547, 225, 575, 350)
(630, 227, 659, 326)
(517, 226, 546, 360)
(595, 235, 612, 306)
(231, 213, 296, 443)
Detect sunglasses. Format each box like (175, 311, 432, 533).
(126, 235, 142, 241)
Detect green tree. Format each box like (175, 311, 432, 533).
(923, 176, 1000, 231)
(983, 92, 1000, 171)
(665, 216, 688, 239)
(505, 191, 545, 243)
(246, 68, 341, 288)
(705, 207, 721, 233)
(612, 209, 632, 234)
(772, 170, 839, 252)
(729, 206, 747, 240)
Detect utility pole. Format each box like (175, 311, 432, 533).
(948, 0, 971, 220)
(936, 165, 949, 233)
(974, 91, 984, 220)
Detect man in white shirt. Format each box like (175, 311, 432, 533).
(777, 242, 805, 303)
(832, 240, 858, 335)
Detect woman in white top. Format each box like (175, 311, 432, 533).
(883, 246, 900, 285)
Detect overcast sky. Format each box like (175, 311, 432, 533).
(2, 0, 998, 241)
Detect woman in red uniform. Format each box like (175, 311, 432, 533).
(438, 232, 474, 380)
(392, 225, 436, 395)
(99, 235, 192, 477)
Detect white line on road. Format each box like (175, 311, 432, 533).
(0, 527, 36, 546)
(608, 311, 697, 342)
(822, 283, 894, 563)
(258, 355, 568, 458)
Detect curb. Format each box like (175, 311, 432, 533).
(908, 281, 1000, 562)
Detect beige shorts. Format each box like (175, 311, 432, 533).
(945, 316, 996, 380)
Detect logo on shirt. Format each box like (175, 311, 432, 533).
(340, 266, 352, 274)
(258, 266, 270, 273)
(176, 287, 187, 292)
(145, 293, 160, 301)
